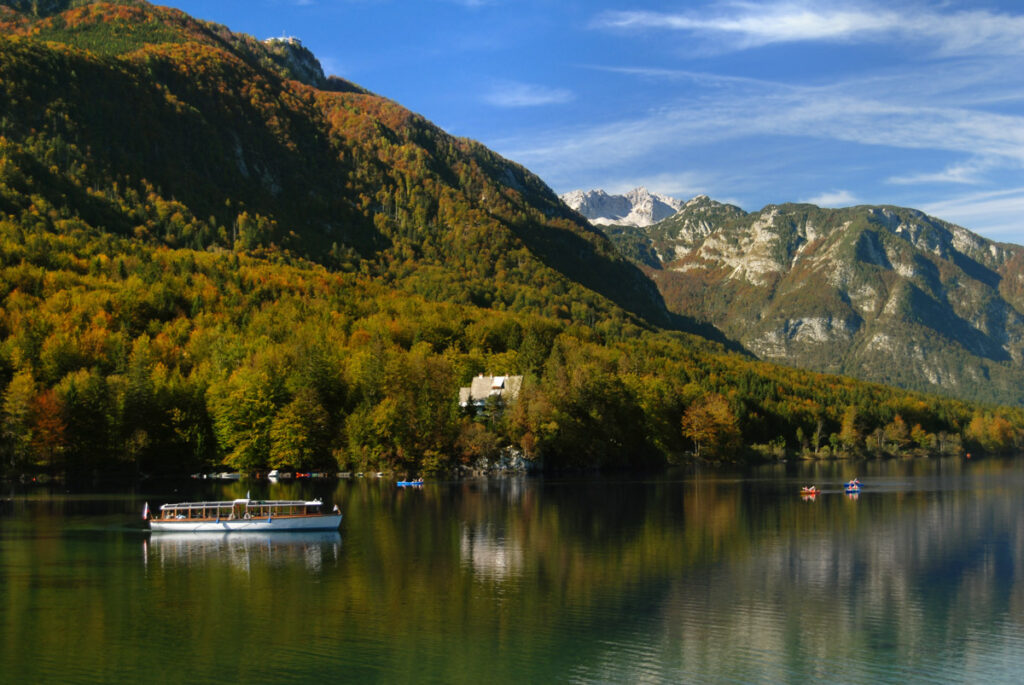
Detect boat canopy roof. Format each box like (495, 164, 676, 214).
(159, 499, 324, 510)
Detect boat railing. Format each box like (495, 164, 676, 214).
(157, 499, 324, 520)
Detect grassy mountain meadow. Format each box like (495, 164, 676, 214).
(0, 0, 1021, 479)
(604, 197, 1024, 407)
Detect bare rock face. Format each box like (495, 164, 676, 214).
(603, 199, 1024, 405)
(262, 36, 326, 87)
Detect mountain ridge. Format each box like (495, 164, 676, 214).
(561, 187, 684, 227)
(598, 196, 1024, 405)
(0, 1, 684, 331)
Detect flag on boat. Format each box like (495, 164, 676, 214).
(142, 502, 150, 520)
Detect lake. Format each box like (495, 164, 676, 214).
(2, 457, 1023, 683)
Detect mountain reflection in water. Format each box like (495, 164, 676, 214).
(3, 459, 1024, 683)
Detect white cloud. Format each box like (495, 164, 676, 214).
(592, 2, 1024, 56)
(583, 64, 801, 91)
(781, 99, 1024, 162)
(483, 81, 574, 108)
(888, 158, 996, 186)
(490, 59, 1024, 236)
(482, 3, 1024, 238)
(595, 4, 897, 46)
(502, 88, 1024, 178)
(804, 189, 857, 207)
(601, 171, 712, 199)
(921, 187, 1024, 244)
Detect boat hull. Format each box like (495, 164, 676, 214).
(150, 514, 342, 533)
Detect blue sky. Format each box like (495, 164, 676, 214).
(165, 0, 1024, 244)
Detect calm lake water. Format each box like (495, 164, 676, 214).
(2, 457, 1023, 683)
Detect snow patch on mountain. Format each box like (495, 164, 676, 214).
(561, 187, 684, 227)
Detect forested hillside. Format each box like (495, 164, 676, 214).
(0, 0, 673, 326)
(0, 0, 1021, 479)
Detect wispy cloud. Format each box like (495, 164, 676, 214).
(502, 89, 1024, 176)
(492, 58, 1024, 239)
(804, 189, 857, 207)
(888, 158, 997, 186)
(592, 2, 1024, 56)
(603, 171, 713, 199)
(476, 2, 1024, 241)
(483, 81, 573, 108)
(921, 187, 1024, 240)
(583, 64, 801, 90)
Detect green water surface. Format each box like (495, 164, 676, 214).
(2, 458, 1022, 683)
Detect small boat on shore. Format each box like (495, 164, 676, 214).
(146, 498, 342, 533)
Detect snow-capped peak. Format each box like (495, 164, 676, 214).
(561, 187, 684, 227)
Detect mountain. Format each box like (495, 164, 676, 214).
(0, 0, 1019, 479)
(561, 187, 684, 227)
(610, 197, 1024, 405)
(0, 0, 675, 329)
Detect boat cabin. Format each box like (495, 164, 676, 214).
(157, 499, 325, 521)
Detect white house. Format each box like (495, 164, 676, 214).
(459, 374, 523, 408)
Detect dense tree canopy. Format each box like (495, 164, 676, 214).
(1, 1, 1022, 480)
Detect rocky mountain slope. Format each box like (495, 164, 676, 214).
(608, 197, 1024, 405)
(561, 187, 683, 227)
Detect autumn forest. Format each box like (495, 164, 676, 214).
(1, 0, 1022, 480)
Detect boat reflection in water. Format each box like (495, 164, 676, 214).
(143, 531, 342, 574)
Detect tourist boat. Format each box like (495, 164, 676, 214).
(800, 486, 819, 495)
(145, 498, 342, 533)
(844, 478, 862, 492)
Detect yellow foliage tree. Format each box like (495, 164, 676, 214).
(681, 393, 741, 460)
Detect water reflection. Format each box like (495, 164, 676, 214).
(558, 464, 1024, 683)
(460, 522, 523, 582)
(143, 532, 342, 574)
(5, 459, 1024, 683)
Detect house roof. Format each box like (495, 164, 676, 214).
(461, 375, 524, 404)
